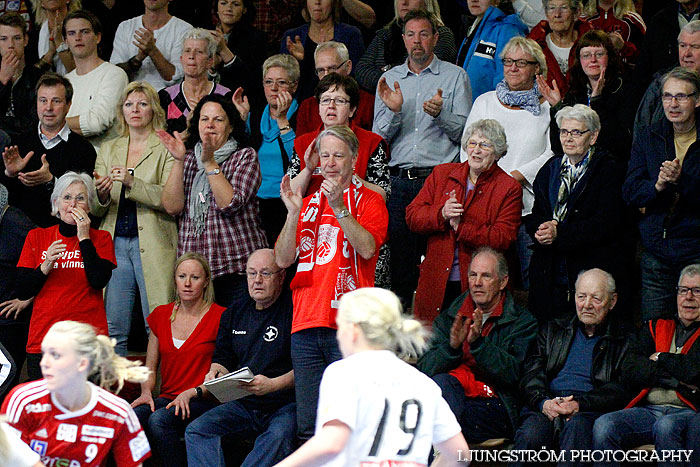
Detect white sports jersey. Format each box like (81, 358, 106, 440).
(1, 380, 150, 467)
(316, 350, 461, 467)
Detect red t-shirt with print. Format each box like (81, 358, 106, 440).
(17, 225, 116, 353)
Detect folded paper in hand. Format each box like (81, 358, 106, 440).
(203, 367, 255, 403)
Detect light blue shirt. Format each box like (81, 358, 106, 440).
(372, 55, 472, 169)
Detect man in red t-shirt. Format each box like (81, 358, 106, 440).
(276, 125, 388, 441)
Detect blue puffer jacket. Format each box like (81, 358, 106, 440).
(457, 7, 527, 102)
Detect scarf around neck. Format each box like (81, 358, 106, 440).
(496, 79, 542, 116)
(189, 138, 239, 235)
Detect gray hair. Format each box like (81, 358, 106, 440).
(50, 171, 96, 218)
(661, 66, 700, 95)
(315, 125, 359, 158)
(182, 28, 218, 58)
(542, 0, 582, 12)
(679, 20, 700, 39)
(679, 264, 700, 284)
(555, 104, 601, 133)
(501, 37, 548, 80)
(314, 41, 350, 63)
(470, 246, 509, 281)
(575, 268, 616, 295)
(263, 54, 300, 83)
(338, 288, 429, 359)
(462, 119, 508, 157)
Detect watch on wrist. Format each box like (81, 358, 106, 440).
(195, 386, 203, 398)
(279, 125, 292, 132)
(336, 208, 351, 220)
(206, 168, 221, 176)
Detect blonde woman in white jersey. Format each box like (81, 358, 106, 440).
(275, 288, 469, 467)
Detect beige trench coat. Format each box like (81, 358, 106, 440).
(93, 132, 177, 314)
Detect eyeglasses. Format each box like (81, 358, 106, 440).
(315, 60, 348, 76)
(559, 128, 590, 138)
(246, 270, 283, 279)
(263, 79, 293, 88)
(545, 5, 574, 13)
(61, 194, 88, 203)
(580, 51, 607, 60)
(319, 96, 350, 106)
(501, 58, 538, 68)
(677, 286, 700, 296)
(466, 140, 494, 151)
(662, 92, 697, 103)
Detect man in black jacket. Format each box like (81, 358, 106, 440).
(513, 268, 632, 466)
(593, 264, 700, 465)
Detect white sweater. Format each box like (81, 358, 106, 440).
(461, 91, 553, 216)
(66, 61, 129, 152)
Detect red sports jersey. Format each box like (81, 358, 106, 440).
(1, 380, 151, 467)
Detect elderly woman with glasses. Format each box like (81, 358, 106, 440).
(159, 29, 232, 135)
(232, 54, 299, 245)
(461, 36, 553, 291)
(527, 0, 592, 95)
(14, 171, 116, 380)
(526, 104, 627, 322)
(407, 119, 522, 323)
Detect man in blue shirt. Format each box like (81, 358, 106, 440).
(373, 8, 472, 311)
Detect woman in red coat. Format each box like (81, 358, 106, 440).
(406, 119, 523, 324)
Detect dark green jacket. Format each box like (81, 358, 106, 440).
(417, 290, 538, 429)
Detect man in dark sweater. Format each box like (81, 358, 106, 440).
(0, 72, 96, 227)
(185, 248, 296, 467)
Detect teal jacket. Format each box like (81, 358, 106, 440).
(417, 290, 538, 429)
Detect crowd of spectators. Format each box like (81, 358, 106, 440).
(2, 0, 700, 465)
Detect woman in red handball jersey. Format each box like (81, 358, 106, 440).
(15, 171, 117, 380)
(1, 320, 151, 467)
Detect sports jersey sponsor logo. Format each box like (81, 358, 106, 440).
(30, 439, 47, 455)
(26, 402, 52, 413)
(129, 431, 150, 461)
(232, 330, 247, 335)
(80, 435, 107, 444)
(94, 409, 125, 424)
(41, 457, 81, 467)
(316, 225, 339, 265)
(264, 326, 278, 342)
(56, 423, 78, 442)
(81, 425, 114, 438)
(474, 41, 497, 60)
(35, 428, 49, 438)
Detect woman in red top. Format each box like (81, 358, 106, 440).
(131, 252, 225, 467)
(406, 119, 523, 323)
(16, 171, 116, 381)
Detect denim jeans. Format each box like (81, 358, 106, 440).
(516, 223, 534, 290)
(640, 251, 691, 322)
(592, 405, 695, 467)
(511, 406, 603, 467)
(185, 401, 297, 467)
(432, 373, 512, 443)
(133, 396, 218, 467)
(686, 412, 700, 467)
(291, 327, 343, 440)
(104, 236, 150, 356)
(388, 175, 428, 310)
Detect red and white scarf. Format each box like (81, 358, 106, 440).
(291, 175, 364, 309)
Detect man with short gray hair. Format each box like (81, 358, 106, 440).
(593, 264, 700, 464)
(623, 67, 700, 321)
(514, 268, 632, 465)
(296, 41, 374, 134)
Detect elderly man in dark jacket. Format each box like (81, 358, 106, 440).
(417, 247, 538, 444)
(623, 67, 700, 321)
(593, 264, 700, 466)
(512, 268, 632, 466)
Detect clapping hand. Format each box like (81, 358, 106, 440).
(423, 89, 443, 117)
(111, 165, 134, 187)
(441, 189, 463, 231)
(285, 35, 304, 61)
(94, 171, 114, 204)
(656, 159, 681, 191)
(536, 74, 561, 106)
(41, 240, 66, 275)
(156, 129, 187, 161)
(232, 87, 250, 122)
(2, 145, 34, 178)
(377, 77, 403, 113)
(133, 27, 156, 60)
(303, 138, 320, 174)
(280, 175, 303, 214)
